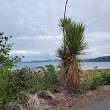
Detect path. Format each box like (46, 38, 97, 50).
(76, 99, 110, 110)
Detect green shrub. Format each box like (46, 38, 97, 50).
(0, 67, 33, 108)
(102, 72, 110, 84)
(26, 65, 60, 94)
(79, 72, 110, 93)
(0, 32, 22, 109)
(0, 32, 21, 72)
(42, 65, 59, 89)
(26, 71, 44, 94)
(12, 67, 33, 90)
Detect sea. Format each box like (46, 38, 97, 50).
(14, 62, 110, 70)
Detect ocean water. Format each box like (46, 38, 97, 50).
(14, 62, 110, 70)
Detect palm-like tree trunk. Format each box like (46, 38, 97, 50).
(65, 60, 80, 93)
(63, 0, 69, 81)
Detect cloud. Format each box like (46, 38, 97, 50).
(10, 50, 57, 61)
(84, 32, 110, 58)
(10, 50, 41, 55)
(0, 0, 110, 60)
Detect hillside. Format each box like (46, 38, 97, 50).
(85, 56, 110, 62)
(20, 56, 110, 63)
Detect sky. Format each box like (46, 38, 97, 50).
(0, 0, 110, 61)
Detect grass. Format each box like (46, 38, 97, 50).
(82, 69, 110, 77)
(79, 70, 110, 93)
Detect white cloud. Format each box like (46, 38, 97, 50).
(38, 35, 62, 39)
(83, 32, 110, 58)
(10, 50, 57, 61)
(10, 50, 41, 55)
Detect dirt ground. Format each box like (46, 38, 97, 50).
(13, 85, 110, 110)
(44, 85, 110, 110)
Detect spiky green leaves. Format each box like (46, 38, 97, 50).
(59, 18, 87, 57)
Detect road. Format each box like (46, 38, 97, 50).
(76, 99, 110, 110)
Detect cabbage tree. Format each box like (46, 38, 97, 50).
(57, 18, 87, 93)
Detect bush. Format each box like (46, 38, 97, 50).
(12, 67, 33, 90)
(0, 67, 33, 108)
(0, 32, 21, 71)
(79, 72, 110, 93)
(99, 72, 110, 85)
(26, 70, 44, 94)
(0, 64, 60, 108)
(0, 32, 22, 109)
(26, 65, 60, 94)
(42, 65, 59, 89)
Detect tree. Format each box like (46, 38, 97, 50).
(0, 32, 21, 108)
(0, 32, 20, 72)
(57, 18, 87, 94)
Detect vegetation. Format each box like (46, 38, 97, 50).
(26, 65, 60, 94)
(57, 18, 87, 93)
(0, 32, 60, 109)
(56, 0, 87, 94)
(0, 32, 21, 72)
(79, 72, 110, 93)
(0, 31, 55, 109)
(0, 32, 22, 108)
(0, 68, 31, 108)
(0, 65, 60, 109)
(0, 63, 60, 109)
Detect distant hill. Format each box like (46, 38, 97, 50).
(20, 56, 110, 63)
(30, 59, 59, 63)
(85, 56, 110, 62)
(20, 59, 60, 63)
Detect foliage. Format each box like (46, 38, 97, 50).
(0, 43, 60, 108)
(26, 69, 44, 94)
(42, 65, 59, 89)
(57, 18, 87, 93)
(79, 72, 110, 93)
(0, 67, 35, 109)
(26, 65, 60, 94)
(0, 32, 22, 109)
(0, 32, 21, 72)
(12, 67, 34, 90)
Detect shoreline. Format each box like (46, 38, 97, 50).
(14, 62, 110, 70)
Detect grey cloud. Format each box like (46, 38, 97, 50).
(11, 35, 62, 51)
(0, 0, 110, 60)
(67, 0, 110, 33)
(85, 32, 110, 58)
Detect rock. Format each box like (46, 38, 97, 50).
(37, 91, 56, 100)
